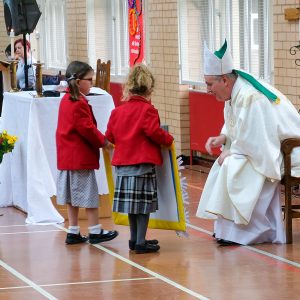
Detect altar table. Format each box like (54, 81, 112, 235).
(0, 88, 114, 224)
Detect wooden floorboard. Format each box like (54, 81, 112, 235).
(1, 167, 300, 299)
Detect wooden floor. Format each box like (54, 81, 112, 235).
(1, 165, 300, 299)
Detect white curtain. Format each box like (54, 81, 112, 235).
(86, 0, 129, 76)
(36, 0, 67, 70)
(178, 0, 271, 85)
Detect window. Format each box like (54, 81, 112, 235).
(178, 0, 272, 86)
(87, 0, 129, 77)
(36, 0, 67, 70)
(251, 14, 259, 50)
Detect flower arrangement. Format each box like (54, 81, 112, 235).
(0, 130, 18, 163)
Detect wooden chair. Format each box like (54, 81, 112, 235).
(95, 59, 111, 93)
(42, 70, 65, 85)
(281, 138, 300, 243)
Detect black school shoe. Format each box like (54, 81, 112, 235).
(135, 243, 160, 254)
(65, 233, 88, 245)
(129, 239, 159, 250)
(89, 229, 119, 244)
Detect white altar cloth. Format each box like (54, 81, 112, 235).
(0, 88, 114, 224)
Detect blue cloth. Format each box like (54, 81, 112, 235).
(16, 57, 36, 89)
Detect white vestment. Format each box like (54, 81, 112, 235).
(196, 77, 300, 244)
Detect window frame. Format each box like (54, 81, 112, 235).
(86, 0, 129, 79)
(36, 0, 67, 70)
(178, 0, 273, 86)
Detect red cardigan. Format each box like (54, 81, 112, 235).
(105, 95, 173, 166)
(56, 93, 106, 170)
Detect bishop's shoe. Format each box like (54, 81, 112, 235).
(217, 239, 240, 246)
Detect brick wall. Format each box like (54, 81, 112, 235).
(146, 0, 190, 155)
(273, 0, 300, 108)
(66, 0, 88, 63)
(66, 0, 191, 155)
(0, 4, 9, 58)
(0, 1, 89, 63)
(0, 1, 298, 155)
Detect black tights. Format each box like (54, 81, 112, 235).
(128, 213, 150, 245)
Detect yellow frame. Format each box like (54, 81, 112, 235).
(103, 142, 186, 231)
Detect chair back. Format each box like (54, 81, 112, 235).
(95, 59, 111, 93)
(281, 138, 300, 243)
(42, 70, 65, 86)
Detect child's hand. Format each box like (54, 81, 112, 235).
(103, 141, 114, 151)
(161, 143, 173, 150)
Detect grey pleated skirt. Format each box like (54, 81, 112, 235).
(113, 170, 158, 214)
(56, 170, 99, 208)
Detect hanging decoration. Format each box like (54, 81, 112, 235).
(128, 0, 144, 66)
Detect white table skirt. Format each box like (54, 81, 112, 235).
(0, 88, 114, 224)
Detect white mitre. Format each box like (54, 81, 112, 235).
(203, 39, 280, 103)
(203, 40, 234, 75)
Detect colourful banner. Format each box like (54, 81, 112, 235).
(128, 0, 144, 66)
(103, 143, 187, 232)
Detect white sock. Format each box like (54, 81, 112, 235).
(68, 226, 80, 234)
(88, 224, 101, 234)
(88, 224, 109, 234)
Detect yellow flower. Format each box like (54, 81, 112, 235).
(1, 130, 7, 138)
(7, 138, 14, 144)
(0, 131, 18, 162)
(4, 133, 17, 145)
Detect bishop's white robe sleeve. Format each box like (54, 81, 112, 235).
(227, 94, 282, 180)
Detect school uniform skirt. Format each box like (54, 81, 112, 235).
(56, 170, 99, 208)
(113, 170, 158, 214)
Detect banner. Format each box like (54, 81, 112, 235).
(128, 0, 144, 66)
(103, 143, 187, 232)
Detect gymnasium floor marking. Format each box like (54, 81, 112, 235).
(0, 259, 58, 300)
(0, 277, 157, 290)
(55, 224, 210, 300)
(0, 229, 61, 235)
(186, 183, 203, 191)
(187, 223, 300, 269)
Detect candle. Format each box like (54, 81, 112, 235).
(35, 31, 40, 62)
(10, 29, 14, 59)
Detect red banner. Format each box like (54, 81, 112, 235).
(128, 0, 144, 66)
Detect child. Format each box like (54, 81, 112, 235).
(105, 64, 174, 254)
(56, 60, 118, 245)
